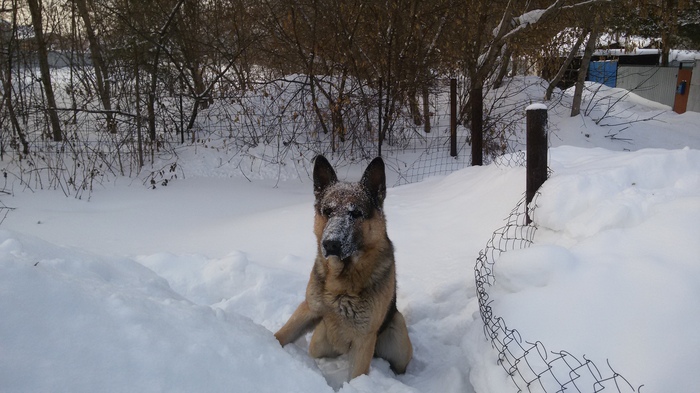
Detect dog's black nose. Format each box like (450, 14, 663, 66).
(323, 239, 342, 257)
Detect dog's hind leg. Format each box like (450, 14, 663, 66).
(275, 300, 320, 346)
(374, 311, 412, 374)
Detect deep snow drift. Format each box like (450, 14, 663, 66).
(1, 80, 699, 392)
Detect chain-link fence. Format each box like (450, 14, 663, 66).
(474, 170, 643, 393)
(1, 69, 539, 196)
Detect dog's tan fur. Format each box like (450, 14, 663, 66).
(275, 155, 412, 380)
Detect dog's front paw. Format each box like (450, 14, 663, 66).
(273, 331, 284, 345)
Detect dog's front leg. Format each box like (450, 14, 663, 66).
(348, 334, 378, 379)
(274, 300, 320, 346)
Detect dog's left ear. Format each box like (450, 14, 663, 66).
(361, 157, 386, 208)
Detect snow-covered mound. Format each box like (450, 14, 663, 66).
(0, 231, 329, 392)
(489, 147, 700, 393)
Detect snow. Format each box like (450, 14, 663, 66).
(517, 9, 545, 27)
(0, 233, 329, 393)
(526, 103, 547, 111)
(1, 78, 700, 393)
(593, 47, 700, 64)
(492, 147, 700, 392)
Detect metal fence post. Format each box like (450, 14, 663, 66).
(526, 104, 548, 225)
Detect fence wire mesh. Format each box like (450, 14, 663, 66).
(474, 166, 643, 393)
(392, 135, 471, 186)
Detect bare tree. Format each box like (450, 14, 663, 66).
(571, 16, 601, 117)
(169, 0, 256, 141)
(544, 28, 588, 101)
(256, 0, 452, 153)
(74, 0, 116, 133)
(0, 0, 29, 154)
(444, 0, 610, 164)
(27, 0, 62, 142)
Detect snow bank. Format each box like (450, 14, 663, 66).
(0, 231, 330, 393)
(536, 147, 700, 237)
(491, 147, 700, 392)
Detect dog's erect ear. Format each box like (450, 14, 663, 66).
(313, 155, 338, 198)
(361, 157, 386, 208)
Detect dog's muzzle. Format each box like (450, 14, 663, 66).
(321, 216, 356, 261)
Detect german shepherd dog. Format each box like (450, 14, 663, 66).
(275, 155, 412, 380)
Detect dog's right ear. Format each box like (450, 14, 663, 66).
(361, 157, 386, 208)
(313, 155, 337, 198)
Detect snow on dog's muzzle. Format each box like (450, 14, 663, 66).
(321, 215, 356, 260)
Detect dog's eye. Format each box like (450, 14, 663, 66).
(349, 209, 364, 219)
(322, 207, 333, 217)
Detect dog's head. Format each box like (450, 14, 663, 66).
(312, 155, 387, 262)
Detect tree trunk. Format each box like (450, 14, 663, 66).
(0, 1, 29, 155)
(191, 67, 210, 110)
(660, 0, 677, 67)
(408, 89, 422, 126)
(571, 20, 599, 117)
(493, 46, 513, 89)
(27, 0, 63, 142)
(422, 85, 430, 133)
(181, 0, 210, 111)
(545, 29, 588, 101)
(332, 71, 348, 143)
(147, 0, 187, 142)
(148, 69, 158, 142)
(661, 30, 671, 67)
(74, 0, 115, 133)
(135, 43, 144, 168)
(1, 74, 28, 155)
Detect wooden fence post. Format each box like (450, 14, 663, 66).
(450, 78, 457, 157)
(526, 104, 548, 225)
(470, 86, 483, 166)
(378, 78, 383, 157)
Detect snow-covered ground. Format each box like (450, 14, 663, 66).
(1, 81, 699, 392)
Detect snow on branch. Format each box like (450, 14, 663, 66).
(517, 9, 546, 27)
(502, 0, 609, 42)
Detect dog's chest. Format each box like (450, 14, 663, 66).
(326, 292, 370, 326)
(311, 259, 378, 327)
